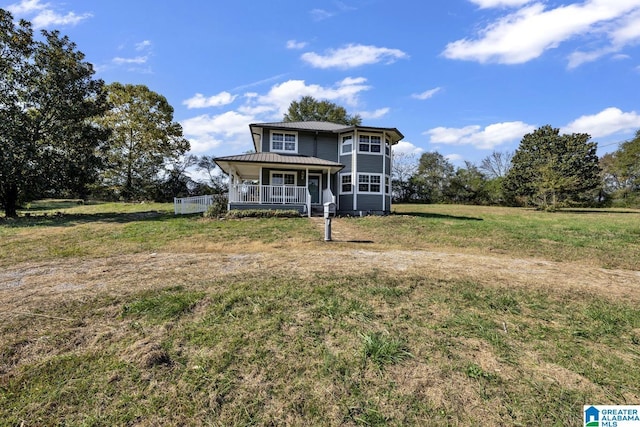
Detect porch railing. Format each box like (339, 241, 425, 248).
(230, 184, 308, 205)
(174, 194, 213, 215)
(323, 188, 336, 204)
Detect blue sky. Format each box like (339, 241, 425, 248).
(5, 0, 640, 167)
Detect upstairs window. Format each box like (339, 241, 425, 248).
(271, 131, 297, 153)
(341, 134, 353, 155)
(358, 134, 381, 153)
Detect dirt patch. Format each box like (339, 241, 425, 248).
(1, 247, 639, 316)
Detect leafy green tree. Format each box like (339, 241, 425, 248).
(97, 83, 189, 200)
(448, 162, 490, 204)
(283, 96, 362, 125)
(502, 125, 600, 209)
(411, 152, 455, 203)
(613, 130, 640, 190)
(600, 130, 640, 206)
(0, 11, 109, 217)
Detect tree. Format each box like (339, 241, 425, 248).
(391, 151, 418, 202)
(502, 125, 600, 209)
(0, 11, 109, 217)
(154, 154, 198, 202)
(479, 150, 513, 179)
(600, 130, 640, 206)
(613, 130, 640, 190)
(97, 83, 189, 200)
(448, 162, 490, 205)
(283, 96, 362, 125)
(411, 152, 455, 203)
(196, 155, 227, 194)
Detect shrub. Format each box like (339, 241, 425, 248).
(202, 194, 228, 218)
(225, 209, 302, 219)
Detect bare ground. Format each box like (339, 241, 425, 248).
(1, 216, 639, 318)
(2, 245, 639, 313)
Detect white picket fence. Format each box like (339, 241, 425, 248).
(174, 195, 214, 215)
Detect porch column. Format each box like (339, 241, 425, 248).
(382, 131, 387, 212)
(306, 167, 310, 217)
(353, 129, 358, 211)
(326, 168, 332, 202)
(227, 174, 234, 210)
(259, 167, 263, 204)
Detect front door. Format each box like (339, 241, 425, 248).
(308, 175, 321, 205)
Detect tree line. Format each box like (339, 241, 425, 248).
(393, 126, 640, 210)
(2, 10, 638, 217)
(0, 10, 220, 217)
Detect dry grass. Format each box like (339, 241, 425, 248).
(1, 202, 639, 425)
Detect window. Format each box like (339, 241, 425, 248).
(358, 174, 381, 193)
(358, 134, 381, 153)
(341, 134, 353, 155)
(271, 131, 297, 152)
(340, 174, 352, 194)
(271, 172, 296, 186)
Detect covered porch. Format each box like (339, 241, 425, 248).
(214, 153, 344, 216)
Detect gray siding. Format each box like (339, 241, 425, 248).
(260, 128, 339, 159)
(260, 128, 269, 152)
(297, 132, 315, 157)
(339, 154, 352, 172)
(385, 156, 391, 173)
(338, 195, 353, 212)
(357, 194, 384, 212)
(356, 154, 384, 174)
(316, 134, 338, 161)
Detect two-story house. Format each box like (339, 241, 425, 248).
(214, 121, 404, 216)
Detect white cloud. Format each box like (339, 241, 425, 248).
(113, 56, 148, 65)
(310, 8, 333, 21)
(6, 0, 45, 14)
(425, 121, 535, 149)
(181, 111, 255, 153)
(411, 87, 441, 100)
(286, 40, 307, 50)
(562, 107, 640, 138)
(392, 141, 424, 155)
(358, 108, 390, 120)
(610, 8, 640, 46)
(183, 92, 237, 109)
(183, 77, 379, 155)
(443, 0, 640, 65)
(240, 77, 371, 119)
(470, 0, 532, 8)
(301, 44, 408, 69)
(445, 153, 464, 163)
(135, 40, 152, 51)
(7, 0, 91, 28)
